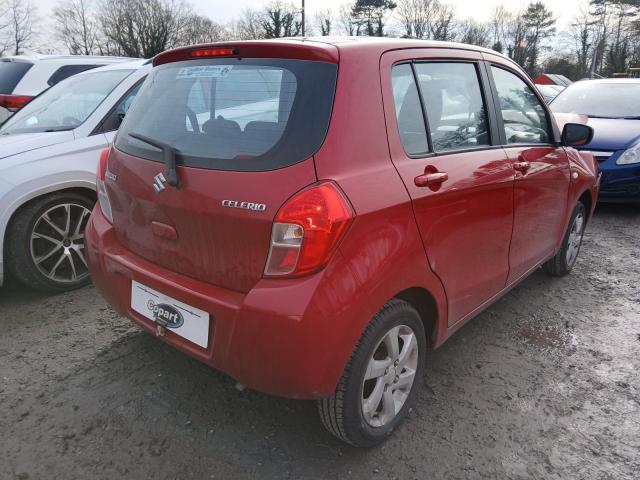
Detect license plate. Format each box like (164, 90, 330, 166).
(131, 281, 210, 348)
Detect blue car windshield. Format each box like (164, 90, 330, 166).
(551, 82, 640, 118)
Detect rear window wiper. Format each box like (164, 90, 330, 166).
(128, 132, 180, 189)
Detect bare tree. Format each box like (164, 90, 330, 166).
(179, 14, 227, 45)
(6, 0, 35, 55)
(99, 0, 190, 58)
(570, 9, 596, 77)
(458, 19, 490, 47)
(488, 6, 512, 52)
(396, 0, 432, 38)
(339, 3, 359, 35)
(0, 0, 12, 55)
(430, 1, 455, 40)
(53, 0, 99, 55)
(232, 8, 265, 39)
(315, 9, 332, 35)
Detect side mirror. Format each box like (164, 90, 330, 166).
(561, 123, 593, 147)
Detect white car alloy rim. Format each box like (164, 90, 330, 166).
(566, 211, 585, 267)
(30, 203, 91, 283)
(361, 325, 419, 427)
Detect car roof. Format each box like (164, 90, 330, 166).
(85, 59, 151, 73)
(576, 78, 640, 84)
(1, 54, 135, 64)
(155, 37, 520, 72)
(299, 35, 502, 54)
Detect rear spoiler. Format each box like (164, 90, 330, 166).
(153, 40, 339, 67)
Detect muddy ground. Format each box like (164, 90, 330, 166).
(1, 204, 638, 480)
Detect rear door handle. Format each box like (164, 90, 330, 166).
(513, 161, 531, 173)
(414, 171, 448, 187)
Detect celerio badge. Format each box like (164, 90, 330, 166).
(221, 200, 267, 212)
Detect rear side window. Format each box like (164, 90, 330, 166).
(391, 64, 429, 156)
(0, 61, 33, 94)
(116, 59, 338, 172)
(491, 66, 551, 145)
(415, 62, 490, 152)
(47, 64, 103, 86)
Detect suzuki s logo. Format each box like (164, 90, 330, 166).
(153, 173, 167, 193)
(147, 300, 184, 328)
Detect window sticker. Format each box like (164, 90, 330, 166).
(176, 65, 233, 79)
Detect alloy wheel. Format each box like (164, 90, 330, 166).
(29, 203, 91, 284)
(361, 325, 419, 427)
(566, 211, 585, 268)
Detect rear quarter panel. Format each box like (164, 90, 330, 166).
(313, 45, 449, 350)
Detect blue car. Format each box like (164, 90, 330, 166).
(551, 79, 640, 201)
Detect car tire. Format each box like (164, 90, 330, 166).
(6, 192, 95, 293)
(317, 299, 426, 447)
(542, 201, 587, 277)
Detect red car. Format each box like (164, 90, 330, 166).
(86, 38, 599, 447)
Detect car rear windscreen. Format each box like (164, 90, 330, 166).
(0, 61, 34, 94)
(115, 58, 338, 172)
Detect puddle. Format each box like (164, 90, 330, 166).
(517, 325, 578, 351)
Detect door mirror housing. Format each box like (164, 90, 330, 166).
(561, 123, 593, 147)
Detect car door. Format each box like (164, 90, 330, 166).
(381, 49, 515, 326)
(486, 64, 570, 284)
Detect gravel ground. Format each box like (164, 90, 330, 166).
(1, 204, 638, 480)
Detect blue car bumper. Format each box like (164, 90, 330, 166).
(594, 150, 640, 201)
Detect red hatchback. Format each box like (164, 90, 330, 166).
(86, 38, 599, 446)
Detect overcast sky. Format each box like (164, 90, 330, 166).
(28, 0, 586, 52)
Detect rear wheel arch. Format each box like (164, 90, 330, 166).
(3, 187, 96, 291)
(577, 190, 592, 221)
(4, 187, 96, 242)
(394, 287, 439, 347)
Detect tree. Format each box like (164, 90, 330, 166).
(521, 1, 556, 74)
(53, 0, 99, 55)
(0, 0, 11, 55)
(180, 14, 227, 45)
(6, 0, 35, 55)
(396, 0, 432, 39)
(489, 6, 512, 53)
(429, 1, 455, 40)
(351, 0, 397, 36)
(315, 9, 332, 35)
(339, 3, 359, 35)
(99, 0, 190, 58)
(262, 2, 302, 38)
(570, 9, 596, 78)
(232, 8, 265, 40)
(458, 19, 490, 47)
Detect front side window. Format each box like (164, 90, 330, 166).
(99, 80, 144, 133)
(391, 64, 429, 156)
(0, 69, 132, 134)
(415, 62, 490, 152)
(116, 59, 338, 172)
(491, 66, 550, 145)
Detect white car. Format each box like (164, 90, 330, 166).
(0, 60, 150, 292)
(0, 54, 134, 124)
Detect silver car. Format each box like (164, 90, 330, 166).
(0, 60, 149, 292)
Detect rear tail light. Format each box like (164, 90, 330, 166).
(0, 94, 33, 112)
(96, 148, 113, 223)
(264, 181, 354, 277)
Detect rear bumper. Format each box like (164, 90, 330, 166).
(85, 207, 361, 399)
